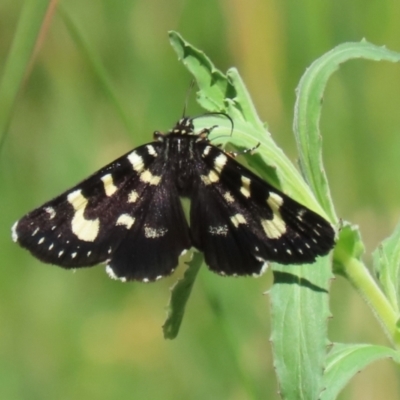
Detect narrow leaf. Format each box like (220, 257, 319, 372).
(163, 252, 203, 339)
(321, 343, 400, 400)
(294, 40, 400, 222)
(270, 257, 333, 400)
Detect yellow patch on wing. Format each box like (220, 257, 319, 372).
(68, 190, 100, 242)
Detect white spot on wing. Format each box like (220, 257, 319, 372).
(203, 146, 212, 156)
(213, 153, 228, 172)
(11, 222, 18, 242)
(223, 191, 234, 204)
(261, 217, 286, 239)
(261, 192, 287, 239)
(101, 174, 117, 196)
(49, 243, 54, 250)
(268, 192, 284, 208)
(240, 176, 251, 198)
(106, 265, 127, 282)
(67, 190, 100, 242)
(230, 213, 246, 227)
(38, 237, 45, 244)
(32, 227, 39, 237)
(144, 226, 168, 238)
(116, 214, 135, 229)
(128, 151, 144, 172)
(200, 175, 211, 185)
(209, 225, 229, 236)
(71, 252, 77, 258)
(140, 170, 161, 185)
(128, 190, 139, 203)
(58, 250, 64, 257)
(147, 145, 157, 156)
(44, 207, 56, 219)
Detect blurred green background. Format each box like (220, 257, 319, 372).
(1, 0, 400, 399)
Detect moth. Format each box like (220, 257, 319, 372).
(12, 116, 335, 282)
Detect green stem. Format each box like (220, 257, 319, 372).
(335, 247, 400, 348)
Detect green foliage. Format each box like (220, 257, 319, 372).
(163, 252, 202, 339)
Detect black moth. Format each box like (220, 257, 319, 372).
(12, 117, 335, 282)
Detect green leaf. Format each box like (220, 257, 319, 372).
(163, 252, 203, 339)
(294, 40, 400, 223)
(0, 0, 51, 152)
(169, 31, 233, 111)
(373, 220, 400, 314)
(321, 343, 400, 400)
(270, 257, 333, 400)
(333, 221, 364, 275)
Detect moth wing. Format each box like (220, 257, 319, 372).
(190, 144, 335, 276)
(13, 144, 191, 281)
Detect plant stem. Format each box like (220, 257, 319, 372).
(335, 247, 400, 348)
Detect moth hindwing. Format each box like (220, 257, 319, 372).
(12, 117, 335, 282)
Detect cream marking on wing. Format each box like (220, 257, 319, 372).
(213, 153, 228, 172)
(230, 213, 247, 227)
(140, 170, 162, 185)
(207, 170, 219, 183)
(67, 190, 100, 242)
(44, 207, 56, 219)
(58, 250, 64, 257)
(71, 252, 77, 258)
(116, 214, 135, 229)
(144, 226, 168, 238)
(51, 226, 56, 231)
(203, 146, 212, 156)
(286, 249, 292, 255)
(240, 176, 251, 198)
(209, 225, 229, 236)
(128, 190, 139, 203)
(223, 191, 235, 204)
(200, 175, 211, 185)
(106, 265, 127, 282)
(32, 227, 39, 236)
(38, 237, 45, 244)
(11, 222, 18, 242)
(261, 192, 287, 239)
(49, 244, 54, 250)
(147, 145, 157, 156)
(87, 251, 92, 257)
(101, 174, 117, 196)
(261, 217, 286, 239)
(142, 278, 150, 283)
(127, 151, 145, 172)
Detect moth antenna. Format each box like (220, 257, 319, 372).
(182, 80, 196, 118)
